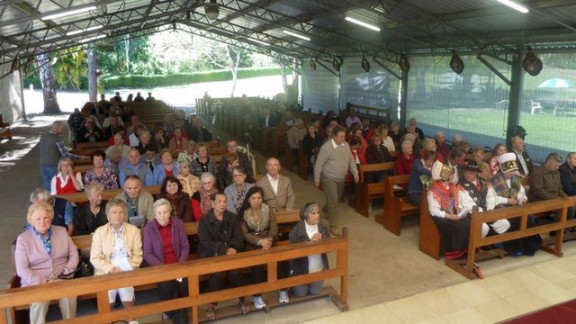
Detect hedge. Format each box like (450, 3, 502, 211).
(101, 67, 282, 89)
(22, 67, 282, 90)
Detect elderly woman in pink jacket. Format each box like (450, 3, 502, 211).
(15, 201, 79, 324)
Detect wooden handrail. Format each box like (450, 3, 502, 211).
(0, 228, 349, 324)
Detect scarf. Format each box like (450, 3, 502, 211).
(199, 187, 217, 215)
(489, 171, 521, 199)
(430, 181, 459, 214)
(166, 192, 185, 218)
(243, 204, 271, 233)
(33, 226, 53, 255)
(235, 184, 246, 212)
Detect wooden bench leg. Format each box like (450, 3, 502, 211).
(383, 202, 402, 236)
(354, 186, 370, 218)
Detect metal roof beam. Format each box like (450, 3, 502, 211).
(179, 14, 333, 60)
(176, 23, 298, 68)
(0, 1, 193, 58)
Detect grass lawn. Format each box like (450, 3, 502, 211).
(410, 108, 576, 153)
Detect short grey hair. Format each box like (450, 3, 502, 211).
(105, 198, 127, 215)
(545, 153, 562, 164)
(401, 140, 413, 153)
(300, 202, 319, 220)
(29, 188, 51, 203)
(200, 172, 216, 183)
(152, 198, 172, 214)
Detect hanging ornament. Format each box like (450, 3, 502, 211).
(450, 50, 465, 74)
(361, 55, 370, 72)
(309, 59, 316, 71)
(522, 47, 543, 76)
(399, 53, 410, 73)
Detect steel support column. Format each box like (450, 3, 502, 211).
(399, 71, 408, 126)
(507, 54, 524, 128)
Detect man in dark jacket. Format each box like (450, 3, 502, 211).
(67, 108, 85, 141)
(76, 116, 104, 143)
(197, 193, 246, 320)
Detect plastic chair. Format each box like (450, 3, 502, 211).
(553, 100, 567, 116)
(530, 100, 542, 115)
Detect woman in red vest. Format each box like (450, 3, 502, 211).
(50, 158, 84, 195)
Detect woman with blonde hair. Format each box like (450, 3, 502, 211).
(51, 157, 83, 195)
(90, 198, 142, 324)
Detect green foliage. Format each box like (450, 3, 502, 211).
(52, 47, 87, 90)
(100, 67, 281, 89)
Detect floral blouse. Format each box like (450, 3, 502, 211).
(83, 167, 119, 189)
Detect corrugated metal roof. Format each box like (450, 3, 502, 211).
(1, 0, 575, 69)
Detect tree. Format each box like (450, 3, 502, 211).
(52, 47, 87, 90)
(87, 44, 98, 101)
(37, 53, 61, 115)
(197, 40, 249, 97)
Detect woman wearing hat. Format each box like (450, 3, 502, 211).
(458, 160, 510, 238)
(427, 161, 477, 264)
(486, 153, 527, 210)
(486, 153, 541, 256)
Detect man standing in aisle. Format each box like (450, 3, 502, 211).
(314, 125, 359, 236)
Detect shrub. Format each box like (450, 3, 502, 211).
(101, 67, 281, 89)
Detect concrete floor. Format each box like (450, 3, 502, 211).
(2, 115, 575, 323)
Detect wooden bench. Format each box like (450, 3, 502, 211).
(72, 140, 109, 150)
(448, 197, 576, 279)
(346, 102, 392, 125)
(0, 114, 12, 140)
(378, 174, 419, 234)
(419, 176, 533, 260)
(296, 140, 318, 180)
(55, 186, 161, 203)
(2, 228, 348, 324)
(353, 162, 395, 218)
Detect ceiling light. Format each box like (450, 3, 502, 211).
(345, 16, 381, 32)
(495, 0, 529, 14)
(80, 34, 106, 43)
(282, 30, 310, 41)
(205, 0, 219, 21)
(67, 25, 103, 36)
(42, 6, 96, 20)
(247, 38, 270, 46)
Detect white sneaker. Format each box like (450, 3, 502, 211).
(252, 296, 266, 309)
(279, 289, 289, 304)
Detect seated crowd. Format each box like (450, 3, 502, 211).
(21, 99, 576, 323)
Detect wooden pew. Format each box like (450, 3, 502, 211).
(72, 140, 109, 150)
(353, 162, 395, 218)
(272, 126, 290, 161)
(2, 228, 349, 324)
(297, 140, 317, 180)
(346, 102, 392, 125)
(448, 197, 576, 279)
(419, 176, 533, 260)
(419, 191, 442, 259)
(378, 174, 419, 234)
(55, 186, 161, 203)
